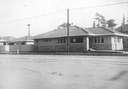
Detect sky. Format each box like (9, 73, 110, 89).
(0, 0, 128, 38)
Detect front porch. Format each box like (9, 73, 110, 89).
(89, 36, 124, 51)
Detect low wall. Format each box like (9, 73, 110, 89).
(10, 45, 34, 52)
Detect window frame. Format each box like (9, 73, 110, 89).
(94, 36, 104, 44)
(70, 37, 83, 43)
(58, 38, 66, 43)
(43, 39, 51, 42)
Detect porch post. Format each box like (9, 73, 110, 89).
(86, 37, 89, 51)
(84, 37, 89, 51)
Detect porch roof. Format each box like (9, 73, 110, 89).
(86, 27, 128, 37)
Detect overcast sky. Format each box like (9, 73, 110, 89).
(0, 0, 128, 38)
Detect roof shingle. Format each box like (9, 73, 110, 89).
(34, 26, 91, 39)
(34, 26, 128, 40)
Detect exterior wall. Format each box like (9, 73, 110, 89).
(9, 41, 34, 52)
(36, 39, 59, 52)
(123, 37, 128, 50)
(34, 37, 89, 52)
(91, 36, 112, 50)
(91, 36, 123, 50)
(0, 46, 6, 52)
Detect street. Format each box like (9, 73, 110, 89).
(0, 55, 128, 89)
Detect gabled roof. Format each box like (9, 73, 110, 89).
(0, 36, 16, 42)
(34, 25, 94, 39)
(11, 36, 34, 42)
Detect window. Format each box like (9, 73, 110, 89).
(101, 37, 104, 43)
(58, 38, 66, 43)
(21, 42, 25, 45)
(94, 37, 97, 43)
(9, 43, 14, 45)
(70, 37, 83, 43)
(58, 39, 60, 43)
(3, 42, 6, 45)
(44, 39, 51, 42)
(73, 39, 76, 43)
(94, 37, 104, 43)
(98, 37, 100, 43)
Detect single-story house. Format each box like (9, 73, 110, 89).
(0, 36, 15, 52)
(116, 24, 128, 50)
(9, 36, 34, 52)
(33, 25, 128, 52)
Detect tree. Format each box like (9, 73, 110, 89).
(60, 23, 67, 27)
(94, 12, 107, 27)
(122, 15, 125, 26)
(93, 21, 96, 28)
(58, 23, 73, 29)
(107, 19, 117, 27)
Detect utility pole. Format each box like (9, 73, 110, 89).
(67, 9, 69, 54)
(27, 24, 31, 36)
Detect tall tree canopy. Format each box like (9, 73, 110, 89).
(107, 19, 117, 27)
(94, 12, 107, 27)
(94, 12, 117, 28)
(122, 15, 125, 26)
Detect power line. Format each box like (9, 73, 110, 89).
(0, 9, 66, 24)
(70, 1, 128, 10)
(1, 1, 128, 24)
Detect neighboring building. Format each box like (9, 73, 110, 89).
(0, 36, 15, 52)
(116, 24, 128, 50)
(116, 24, 128, 33)
(0, 36, 16, 45)
(33, 25, 128, 52)
(9, 36, 34, 52)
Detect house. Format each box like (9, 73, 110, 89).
(87, 27, 128, 50)
(33, 25, 128, 52)
(0, 36, 15, 52)
(9, 36, 34, 52)
(0, 36, 16, 45)
(116, 24, 128, 50)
